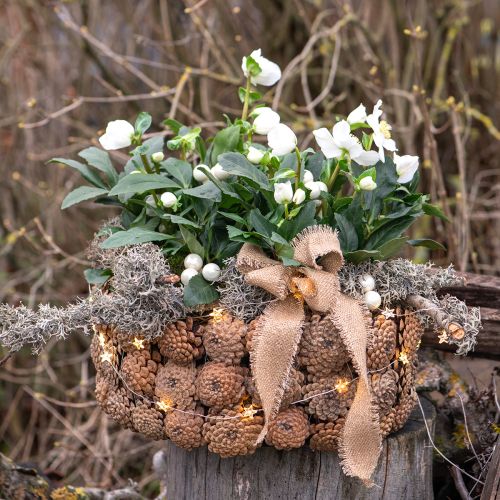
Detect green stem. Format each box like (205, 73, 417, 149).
(327, 161, 341, 191)
(294, 147, 302, 190)
(241, 76, 252, 121)
(180, 145, 187, 161)
(284, 203, 290, 219)
(141, 154, 161, 206)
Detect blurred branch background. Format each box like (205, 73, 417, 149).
(0, 0, 498, 496)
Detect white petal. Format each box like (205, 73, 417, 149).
(292, 188, 306, 205)
(268, 124, 297, 156)
(253, 109, 281, 134)
(396, 154, 419, 183)
(347, 104, 367, 124)
(383, 138, 397, 152)
(99, 120, 134, 150)
(331, 120, 351, 140)
(312, 128, 341, 159)
(354, 150, 379, 166)
(366, 113, 379, 133)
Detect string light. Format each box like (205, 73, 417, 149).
(334, 378, 349, 394)
(209, 308, 227, 323)
(438, 330, 448, 344)
(100, 350, 113, 364)
(240, 405, 259, 421)
(381, 307, 395, 319)
(156, 399, 173, 413)
(132, 337, 145, 349)
(398, 350, 409, 365)
(98, 332, 106, 348)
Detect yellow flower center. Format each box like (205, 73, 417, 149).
(379, 120, 392, 139)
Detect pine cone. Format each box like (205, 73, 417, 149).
(115, 330, 150, 353)
(131, 402, 166, 440)
(265, 407, 310, 450)
(195, 363, 246, 409)
(367, 315, 397, 371)
(165, 406, 205, 450)
(402, 310, 424, 358)
(245, 317, 262, 353)
(157, 318, 204, 364)
(245, 368, 304, 409)
(91, 326, 119, 384)
(202, 314, 247, 365)
(155, 361, 197, 410)
(120, 348, 161, 397)
(380, 391, 417, 437)
(203, 408, 264, 457)
(298, 314, 349, 379)
(371, 369, 398, 416)
(310, 418, 345, 451)
(304, 374, 357, 421)
(95, 375, 134, 429)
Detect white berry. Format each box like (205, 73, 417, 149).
(364, 291, 381, 310)
(184, 253, 203, 271)
(202, 263, 221, 282)
(193, 164, 209, 183)
(160, 191, 177, 208)
(181, 268, 198, 286)
(359, 274, 376, 292)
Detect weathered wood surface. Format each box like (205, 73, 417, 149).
(158, 398, 435, 500)
(481, 439, 500, 500)
(422, 272, 500, 358)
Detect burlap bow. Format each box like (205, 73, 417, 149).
(236, 225, 381, 485)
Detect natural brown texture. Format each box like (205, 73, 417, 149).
(202, 314, 247, 365)
(203, 409, 264, 458)
(90, 326, 119, 384)
(131, 402, 166, 441)
(310, 418, 346, 452)
(265, 407, 310, 450)
(164, 407, 204, 451)
(367, 315, 397, 371)
(298, 313, 349, 379)
(154, 361, 197, 410)
(195, 363, 246, 409)
(371, 369, 399, 417)
(157, 318, 204, 365)
(95, 376, 134, 429)
(120, 348, 161, 397)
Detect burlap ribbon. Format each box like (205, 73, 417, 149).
(236, 226, 381, 485)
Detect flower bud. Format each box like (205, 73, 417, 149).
(211, 163, 232, 181)
(359, 177, 377, 191)
(151, 151, 164, 163)
(247, 146, 265, 164)
(253, 108, 281, 135)
(305, 181, 327, 200)
(267, 124, 297, 156)
(160, 191, 177, 208)
(292, 188, 306, 205)
(394, 153, 419, 184)
(193, 165, 209, 183)
(347, 104, 367, 124)
(242, 49, 281, 86)
(273, 181, 293, 205)
(302, 169, 314, 184)
(99, 120, 135, 150)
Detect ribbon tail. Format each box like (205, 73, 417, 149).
(250, 296, 304, 443)
(332, 294, 382, 486)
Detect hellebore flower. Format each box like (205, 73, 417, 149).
(359, 177, 377, 191)
(253, 107, 281, 134)
(267, 124, 297, 156)
(366, 100, 397, 162)
(242, 49, 281, 86)
(99, 120, 135, 150)
(394, 153, 419, 184)
(274, 181, 294, 204)
(292, 188, 306, 205)
(247, 146, 265, 164)
(347, 104, 367, 124)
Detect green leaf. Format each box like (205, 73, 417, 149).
(218, 211, 248, 226)
(163, 158, 192, 188)
(84, 268, 111, 285)
(279, 201, 316, 240)
(108, 173, 179, 196)
(248, 208, 277, 237)
(163, 118, 183, 134)
(218, 152, 270, 189)
(245, 55, 262, 77)
(408, 239, 446, 251)
(183, 274, 219, 307)
(100, 227, 172, 248)
(375, 237, 408, 259)
(61, 186, 109, 209)
(238, 87, 262, 104)
(166, 214, 200, 229)
(344, 249, 381, 264)
(423, 203, 449, 222)
(358, 167, 377, 181)
(365, 216, 416, 250)
(135, 112, 152, 135)
(227, 226, 264, 245)
(183, 181, 221, 202)
(78, 147, 118, 185)
(211, 125, 241, 164)
(49, 158, 106, 188)
(335, 213, 359, 252)
(179, 226, 205, 256)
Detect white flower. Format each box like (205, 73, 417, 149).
(359, 177, 377, 191)
(253, 107, 281, 134)
(302, 169, 314, 184)
(181, 268, 198, 286)
(202, 263, 221, 282)
(184, 253, 203, 271)
(151, 151, 164, 162)
(305, 181, 328, 200)
(292, 188, 306, 205)
(394, 153, 419, 184)
(366, 100, 397, 161)
(193, 165, 209, 183)
(364, 290, 381, 310)
(274, 181, 293, 204)
(211, 163, 232, 180)
(242, 49, 281, 86)
(313, 120, 379, 166)
(247, 146, 265, 164)
(347, 104, 367, 124)
(160, 191, 177, 208)
(98, 120, 135, 150)
(267, 124, 297, 156)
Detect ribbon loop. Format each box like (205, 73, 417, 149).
(236, 226, 382, 485)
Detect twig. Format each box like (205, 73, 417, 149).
(450, 466, 473, 500)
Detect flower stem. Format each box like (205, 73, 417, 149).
(241, 76, 252, 121)
(294, 147, 302, 190)
(284, 203, 290, 219)
(141, 154, 161, 205)
(327, 161, 341, 191)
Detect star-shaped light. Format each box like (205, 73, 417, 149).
(240, 404, 259, 421)
(398, 350, 409, 365)
(132, 337, 145, 350)
(98, 332, 106, 347)
(100, 350, 114, 364)
(334, 378, 350, 394)
(438, 331, 448, 344)
(209, 308, 226, 323)
(381, 307, 395, 319)
(156, 399, 173, 413)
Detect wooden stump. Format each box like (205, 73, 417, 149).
(158, 398, 436, 500)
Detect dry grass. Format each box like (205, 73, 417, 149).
(0, 0, 498, 494)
